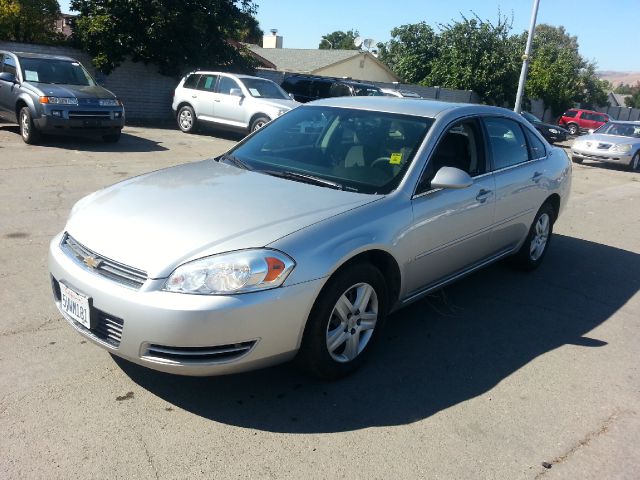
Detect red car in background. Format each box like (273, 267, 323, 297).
(558, 109, 610, 135)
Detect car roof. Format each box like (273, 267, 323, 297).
(606, 120, 640, 125)
(304, 96, 516, 119)
(191, 71, 266, 80)
(9, 51, 77, 62)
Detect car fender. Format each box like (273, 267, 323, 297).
(14, 90, 42, 119)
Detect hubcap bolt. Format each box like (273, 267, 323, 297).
(350, 328, 356, 334)
(356, 319, 361, 325)
(355, 310, 360, 315)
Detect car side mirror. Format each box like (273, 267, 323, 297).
(0, 71, 17, 83)
(229, 88, 244, 98)
(431, 166, 473, 189)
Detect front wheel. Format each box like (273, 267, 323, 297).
(250, 116, 269, 133)
(510, 203, 555, 271)
(296, 263, 388, 379)
(19, 107, 40, 144)
(629, 152, 640, 172)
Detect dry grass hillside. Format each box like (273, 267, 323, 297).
(597, 71, 640, 86)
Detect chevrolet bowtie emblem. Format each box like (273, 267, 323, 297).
(83, 256, 102, 269)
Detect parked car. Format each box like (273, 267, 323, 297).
(172, 71, 299, 134)
(521, 111, 568, 143)
(570, 121, 640, 171)
(49, 98, 571, 379)
(557, 108, 609, 136)
(0, 51, 125, 144)
(281, 74, 384, 103)
(380, 88, 422, 98)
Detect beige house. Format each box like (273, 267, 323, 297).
(247, 32, 400, 83)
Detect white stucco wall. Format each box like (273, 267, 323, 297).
(313, 54, 398, 82)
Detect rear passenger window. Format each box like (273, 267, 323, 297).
(524, 128, 546, 160)
(183, 74, 200, 89)
(484, 117, 529, 170)
(563, 110, 577, 118)
(197, 74, 217, 91)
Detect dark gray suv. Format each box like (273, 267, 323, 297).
(0, 51, 125, 144)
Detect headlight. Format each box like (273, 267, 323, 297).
(99, 99, 120, 107)
(39, 96, 78, 105)
(164, 249, 295, 295)
(549, 128, 559, 134)
(612, 144, 632, 153)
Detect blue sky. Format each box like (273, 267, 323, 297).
(58, 0, 640, 71)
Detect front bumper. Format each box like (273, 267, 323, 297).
(570, 147, 633, 166)
(35, 104, 125, 134)
(49, 233, 324, 376)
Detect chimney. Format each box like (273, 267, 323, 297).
(263, 29, 283, 49)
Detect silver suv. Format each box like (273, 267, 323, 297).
(171, 71, 299, 134)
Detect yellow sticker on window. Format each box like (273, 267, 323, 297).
(389, 153, 403, 165)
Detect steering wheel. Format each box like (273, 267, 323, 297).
(371, 156, 392, 169)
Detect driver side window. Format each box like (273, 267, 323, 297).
(416, 118, 486, 194)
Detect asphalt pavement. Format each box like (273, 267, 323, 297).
(0, 125, 638, 479)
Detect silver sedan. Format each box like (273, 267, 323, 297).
(571, 121, 640, 171)
(49, 98, 572, 379)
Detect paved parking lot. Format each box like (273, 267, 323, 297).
(1, 124, 639, 479)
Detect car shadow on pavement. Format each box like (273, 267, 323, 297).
(0, 125, 168, 153)
(116, 234, 639, 433)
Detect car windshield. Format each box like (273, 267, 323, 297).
(353, 86, 383, 96)
(225, 106, 433, 194)
(19, 57, 95, 86)
(240, 78, 290, 99)
(594, 122, 640, 138)
(521, 112, 540, 123)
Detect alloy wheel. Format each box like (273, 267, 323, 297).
(530, 213, 550, 261)
(179, 110, 192, 130)
(21, 111, 30, 139)
(326, 282, 378, 363)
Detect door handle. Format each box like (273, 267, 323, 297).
(191, 95, 197, 98)
(476, 189, 492, 202)
(214, 99, 220, 102)
(532, 171, 543, 182)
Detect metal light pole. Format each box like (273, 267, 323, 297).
(514, 0, 541, 113)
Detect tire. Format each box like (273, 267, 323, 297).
(177, 105, 197, 133)
(250, 116, 269, 133)
(19, 107, 40, 144)
(296, 263, 388, 379)
(511, 203, 555, 271)
(102, 132, 121, 143)
(571, 156, 583, 164)
(629, 152, 640, 172)
(567, 123, 579, 136)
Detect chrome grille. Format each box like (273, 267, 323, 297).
(68, 111, 111, 119)
(61, 233, 147, 288)
(143, 341, 256, 364)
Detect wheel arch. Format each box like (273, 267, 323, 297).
(544, 193, 561, 221)
(176, 102, 195, 117)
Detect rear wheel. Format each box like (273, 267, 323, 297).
(296, 263, 388, 379)
(511, 203, 555, 271)
(567, 123, 579, 136)
(19, 107, 40, 144)
(177, 105, 197, 133)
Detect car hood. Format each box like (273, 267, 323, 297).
(539, 122, 568, 133)
(251, 97, 299, 111)
(575, 133, 638, 145)
(66, 160, 379, 278)
(29, 83, 115, 99)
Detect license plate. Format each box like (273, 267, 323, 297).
(60, 283, 92, 329)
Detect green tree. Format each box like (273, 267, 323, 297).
(426, 14, 521, 105)
(376, 22, 439, 84)
(614, 83, 633, 94)
(319, 29, 359, 50)
(70, 0, 261, 75)
(0, 0, 62, 44)
(625, 86, 640, 108)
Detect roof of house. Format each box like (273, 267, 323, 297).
(608, 92, 631, 107)
(247, 45, 363, 73)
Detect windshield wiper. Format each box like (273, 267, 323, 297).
(218, 154, 253, 171)
(263, 170, 350, 191)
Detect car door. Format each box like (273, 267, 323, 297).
(212, 75, 247, 126)
(0, 53, 19, 121)
(483, 116, 549, 252)
(404, 118, 497, 295)
(191, 74, 218, 119)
